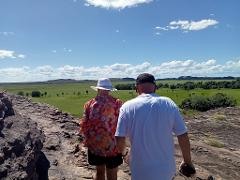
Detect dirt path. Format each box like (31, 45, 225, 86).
(12, 96, 129, 180)
(12, 95, 240, 180)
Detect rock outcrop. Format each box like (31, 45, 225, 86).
(0, 95, 49, 180)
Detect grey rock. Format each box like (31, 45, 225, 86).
(0, 113, 48, 179)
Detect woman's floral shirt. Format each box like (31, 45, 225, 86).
(80, 94, 122, 157)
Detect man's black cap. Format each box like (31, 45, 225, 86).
(136, 73, 156, 85)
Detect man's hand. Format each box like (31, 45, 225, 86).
(179, 161, 196, 177)
(122, 148, 130, 164)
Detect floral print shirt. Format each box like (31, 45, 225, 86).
(80, 94, 122, 157)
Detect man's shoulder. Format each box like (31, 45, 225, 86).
(158, 96, 173, 102)
(121, 97, 140, 108)
(158, 96, 177, 106)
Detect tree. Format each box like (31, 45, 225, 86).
(183, 82, 195, 90)
(17, 91, 24, 96)
(210, 93, 237, 108)
(32, 91, 41, 97)
(170, 84, 176, 90)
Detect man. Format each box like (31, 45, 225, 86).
(80, 78, 123, 180)
(115, 73, 195, 180)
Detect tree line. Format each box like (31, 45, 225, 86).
(115, 79, 240, 90)
(17, 90, 89, 97)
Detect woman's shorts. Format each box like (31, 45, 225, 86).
(88, 150, 123, 169)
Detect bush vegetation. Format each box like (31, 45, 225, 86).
(17, 91, 24, 96)
(205, 137, 225, 148)
(115, 79, 240, 90)
(31, 91, 41, 97)
(212, 114, 226, 121)
(115, 83, 135, 90)
(180, 93, 237, 111)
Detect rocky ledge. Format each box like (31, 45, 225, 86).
(0, 94, 49, 180)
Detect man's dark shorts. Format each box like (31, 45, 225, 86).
(88, 150, 123, 169)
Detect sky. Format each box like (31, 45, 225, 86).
(0, 0, 240, 82)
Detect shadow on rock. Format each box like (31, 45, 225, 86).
(36, 151, 50, 180)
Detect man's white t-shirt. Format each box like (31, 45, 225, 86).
(115, 93, 187, 180)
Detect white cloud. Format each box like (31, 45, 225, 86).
(63, 48, 72, 53)
(0, 50, 26, 59)
(155, 26, 168, 31)
(0, 50, 15, 59)
(156, 19, 219, 33)
(18, 54, 26, 58)
(84, 0, 153, 9)
(0, 67, 30, 82)
(35, 65, 54, 76)
(0, 59, 240, 82)
(84, 3, 90, 7)
(0, 32, 14, 36)
(52, 50, 57, 53)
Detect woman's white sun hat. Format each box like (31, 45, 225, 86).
(90, 78, 117, 91)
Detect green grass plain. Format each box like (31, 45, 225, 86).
(1, 81, 240, 117)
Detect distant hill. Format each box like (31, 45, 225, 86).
(46, 79, 96, 84)
(122, 77, 135, 81)
(47, 79, 78, 83)
(1, 76, 239, 85)
(177, 76, 235, 80)
(157, 76, 236, 81)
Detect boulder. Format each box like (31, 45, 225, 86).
(0, 113, 49, 179)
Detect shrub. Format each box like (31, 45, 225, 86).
(156, 83, 163, 88)
(31, 91, 41, 97)
(170, 84, 176, 90)
(17, 91, 24, 96)
(181, 95, 211, 111)
(212, 114, 226, 121)
(180, 93, 236, 111)
(205, 137, 225, 148)
(183, 82, 195, 90)
(210, 93, 237, 108)
(115, 84, 135, 90)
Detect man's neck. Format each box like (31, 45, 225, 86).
(138, 91, 154, 95)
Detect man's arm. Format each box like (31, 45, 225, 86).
(177, 132, 191, 163)
(177, 132, 196, 177)
(116, 136, 130, 164)
(116, 136, 126, 154)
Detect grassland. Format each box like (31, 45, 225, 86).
(1, 81, 240, 117)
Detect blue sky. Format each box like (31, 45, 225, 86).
(0, 0, 240, 82)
